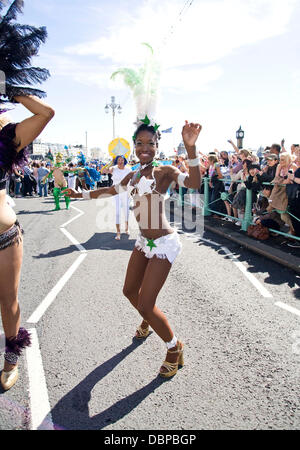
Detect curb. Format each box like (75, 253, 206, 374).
(204, 220, 300, 274)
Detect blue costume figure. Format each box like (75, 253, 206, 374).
(76, 152, 100, 190)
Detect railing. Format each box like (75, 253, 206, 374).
(176, 177, 300, 242)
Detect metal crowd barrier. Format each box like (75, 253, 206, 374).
(176, 176, 300, 242)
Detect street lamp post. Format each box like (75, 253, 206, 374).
(105, 96, 122, 139)
(236, 126, 244, 149)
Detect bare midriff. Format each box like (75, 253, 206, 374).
(0, 189, 17, 234)
(132, 192, 174, 240)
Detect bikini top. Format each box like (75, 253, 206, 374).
(127, 169, 166, 198)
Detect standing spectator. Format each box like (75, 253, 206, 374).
(267, 153, 296, 234)
(37, 162, 49, 197)
(269, 143, 281, 157)
(286, 155, 300, 247)
(206, 154, 225, 218)
(257, 154, 279, 185)
(23, 163, 33, 196)
(13, 167, 23, 198)
(31, 161, 39, 194)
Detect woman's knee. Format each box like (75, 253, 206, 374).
(123, 284, 138, 300)
(137, 302, 153, 321)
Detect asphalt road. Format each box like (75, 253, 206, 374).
(0, 194, 299, 430)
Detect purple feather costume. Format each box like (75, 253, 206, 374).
(0, 122, 28, 172)
(0, 123, 31, 363)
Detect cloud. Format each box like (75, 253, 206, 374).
(46, 0, 296, 93)
(64, 0, 297, 68)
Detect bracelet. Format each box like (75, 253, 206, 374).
(188, 156, 200, 167)
(82, 190, 91, 200)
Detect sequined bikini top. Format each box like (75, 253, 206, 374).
(128, 168, 167, 198)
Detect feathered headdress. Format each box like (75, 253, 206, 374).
(111, 43, 161, 130)
(0, 0, 50, 112)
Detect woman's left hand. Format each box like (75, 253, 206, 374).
(182, 121, 202, 148)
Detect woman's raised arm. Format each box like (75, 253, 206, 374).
(13, 95, 55, 152)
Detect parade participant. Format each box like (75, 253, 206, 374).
(63, 118, 201, 378)
(42, 153, 70, 211)
(0, 96, 55, 390)
(75, 152, 100, 191)
(67, 162, 77, 190)
(0, 0, 54, 390)
(103, 155, 131, 240)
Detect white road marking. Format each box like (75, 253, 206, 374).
(27, 253, 87, 324)
(198, 236, 221, 247)
(60, 204, 84, 228)
(60, 227, 86, 253)
(221, 246, 273, 298)
(275, 301, 300, 318)
(26, 328, 54, 430)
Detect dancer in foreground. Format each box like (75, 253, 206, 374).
(63, 119, 201, 378)
(0, 0, 54, 390)
(0, 96, 54, 390)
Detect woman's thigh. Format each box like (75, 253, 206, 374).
(0, 240, 23, 303)
(123, 248, 149, 297)
(138, 256, 172, 310)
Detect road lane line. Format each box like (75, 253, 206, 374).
(199, 237, 221, 247)
(27, 253, 87, 324)
(26, 328, 54, 430)
(275, 301, 300, 318)
(221, 246, 273, 298)
(60, 227, 86, 253)
(60, 204, 84, 228)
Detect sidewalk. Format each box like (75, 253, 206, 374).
(204, 215, 300, 274)
(166, 198, 300, 274)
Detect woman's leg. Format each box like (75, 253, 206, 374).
(0, 238, 23, 372)
(137, 256, 173, 342)
(123, 248, 149, 309)
(115, 195, 121, 239)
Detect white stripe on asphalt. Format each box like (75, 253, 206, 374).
(221, 246, 273, 298)
(26, 328, 54, 430)
(27, 253, 87, 324)
(60, 204, 84, 228)
(199, 236, 221, 247)
(275, 301, 300, 318)
(60, 227, 87, 253)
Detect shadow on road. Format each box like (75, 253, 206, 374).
(17, 209, 54, 216)
(196, 231, 300, 300)
(48, 340, 166, 430)
(33, 233, 135, 259)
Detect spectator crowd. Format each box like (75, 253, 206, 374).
(5, 140, 300, 249)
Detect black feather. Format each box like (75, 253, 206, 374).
(0, 0, 50, 106)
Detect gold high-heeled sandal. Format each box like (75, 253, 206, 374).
(135, 324, 150, 339)
(1, 366, 19, 391)
(159, 342, 184, 378)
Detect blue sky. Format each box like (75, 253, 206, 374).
(9, 0, 300, 157)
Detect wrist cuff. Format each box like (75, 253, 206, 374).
(188, 157, 200, 167)
(82, 190, 91, 200)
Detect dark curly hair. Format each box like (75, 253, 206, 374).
(133, 123, 161, 144)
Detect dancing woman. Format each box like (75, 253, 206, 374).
(0, 95, 54, 390)
(63, 119, 201, 378)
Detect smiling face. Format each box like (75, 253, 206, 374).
(117, 157, 125, 169)
(135, 130, 158, 164)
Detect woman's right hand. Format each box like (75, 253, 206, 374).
(62, 188, 80, 198)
